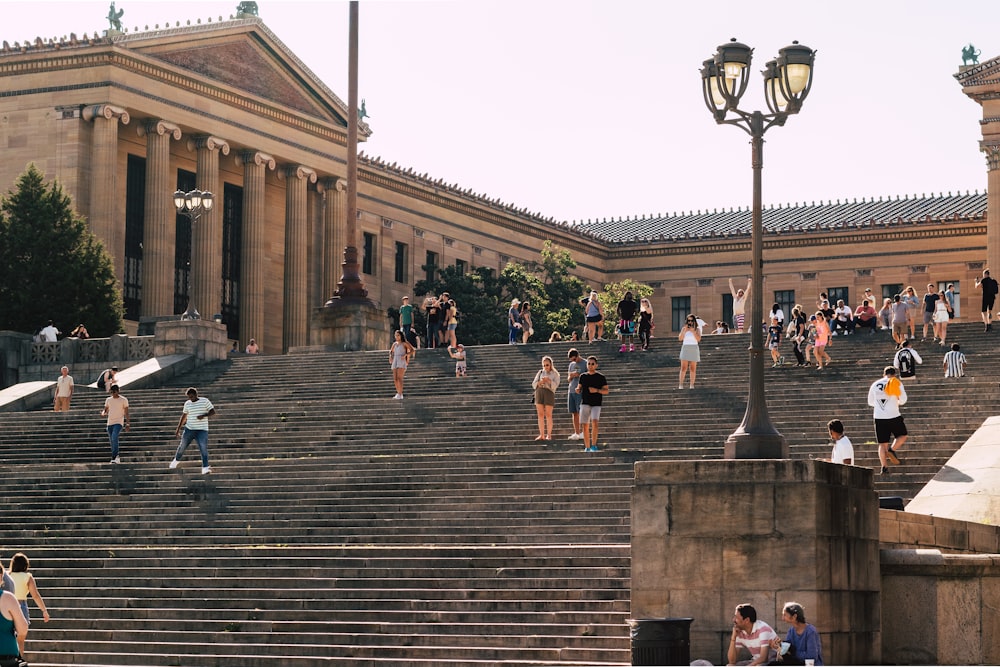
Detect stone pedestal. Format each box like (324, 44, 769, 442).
(309, 299, 387, 351)
(152, 320, 228, 361)
(632, 459, 880, 666)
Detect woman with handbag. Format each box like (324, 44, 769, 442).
(531, 356, 560, 440)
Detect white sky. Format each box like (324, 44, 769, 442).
(4, 0, 999, 223)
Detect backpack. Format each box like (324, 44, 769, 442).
(897, 349, 915, 378)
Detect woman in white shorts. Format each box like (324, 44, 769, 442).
(677, 314, 702, 389)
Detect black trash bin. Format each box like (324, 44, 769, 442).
(628, 617, 693, 666)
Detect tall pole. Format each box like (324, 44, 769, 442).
(724, 115, 786, 458)
(330, 0, 367, 301)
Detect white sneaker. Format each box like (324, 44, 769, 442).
(110, 457, 120, 464)
(169, 459, 179, 469)
(568, 433, 582, 440)
(201, 466, 212, 475)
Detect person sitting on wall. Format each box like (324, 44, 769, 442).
(831, 299, 854, 335)
(728, 603, 777, 666)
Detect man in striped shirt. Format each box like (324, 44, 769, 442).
(728, 603, 776, 665)
(171, 387, 216, 474)
(943, 343, 967, 378)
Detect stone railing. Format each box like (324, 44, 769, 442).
(28, 335, 154, 366)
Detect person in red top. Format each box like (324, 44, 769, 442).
(854, 299, 877, 334)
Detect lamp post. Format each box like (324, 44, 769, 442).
(701, 38, 816, 459)
(172, 188, 215, 320)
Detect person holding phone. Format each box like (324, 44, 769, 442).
(677, 314, 702, 389)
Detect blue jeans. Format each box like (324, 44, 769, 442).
(176, 428, 210, 467)
(107, 423, 123, 458)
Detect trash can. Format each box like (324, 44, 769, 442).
(628, 617, 693, 666)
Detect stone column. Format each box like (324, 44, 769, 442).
(83, 104, 130, 286)
(279, 165, 317, 351)
(982, 142, 1000, 273)
(190, 136, 230, 321)
(239, 150, 275, 352)
(320, 177, 346, 303)
(137, 119, 182, 317)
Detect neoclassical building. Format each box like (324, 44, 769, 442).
(0, 13, 995, 351)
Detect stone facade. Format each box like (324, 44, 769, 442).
(0, 18, 992, 355)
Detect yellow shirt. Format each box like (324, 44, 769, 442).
(8, 571, 30, 601)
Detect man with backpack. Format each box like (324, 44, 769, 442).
(893, 340, 922, 380)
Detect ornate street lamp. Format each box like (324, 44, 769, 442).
(701, 38, 816, 459)
(172, 188, 215, 320)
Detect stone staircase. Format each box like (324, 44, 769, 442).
(0, 321, 995, 666)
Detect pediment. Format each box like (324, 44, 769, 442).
(120, 20, 356, 130)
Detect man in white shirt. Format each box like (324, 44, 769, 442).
(54, 366, 74, 412)
(39, 320, 60, 342)
(728, 603, 776, 666)
(171, 387, 217, 474)
(867, 366, 908, 476)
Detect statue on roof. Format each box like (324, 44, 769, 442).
(358, 99, 369, 122)
(962, 44, 981, 66)
(236, 1, 259, 18)
(106, 1, 124, 32)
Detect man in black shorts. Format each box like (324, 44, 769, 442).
(867, 366, 908, 475)
(975, 269, 998, 332)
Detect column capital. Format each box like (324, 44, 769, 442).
(278, 164, 318, 184)
(137, 119, 181, 140)
(239, 150, 276, 170)
(82, 104, 130, 125)
(317, 176, 346, 194)
(188, 135, 231, 155)
(981, 141, 1000, 171)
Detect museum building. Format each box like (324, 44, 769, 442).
(0, 12, 993, 352)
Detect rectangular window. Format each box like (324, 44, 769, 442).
(671, 296, 691, 331)
(455, 259, 467, 275)
(174, 170, 196, 315)
(882, 284, 903, 302)
(394, 241, 408, 284)
(362, 232, 375, 275)
(774, 290, 795, 321)
(425, 251, 438, 283)
(826, 287, 848, 309)
(221, 182, 243, 341)
(123, 155, 146, 320)
(721, 293, 733, 330)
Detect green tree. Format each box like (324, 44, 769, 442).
(535, 241, 587, 339)
(413, 264, 507, 345)
(0, 165, 124, 336)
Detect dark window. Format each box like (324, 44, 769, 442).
(174, 170, 196, 315)
(124, 155, 145, 319)
(671, 296, 691, 331)
(455, 259, 467, 275)
(826, 287, 848, 308)
(221, 182, 242, 340)
(881, 284, 903, 302)
(394, 241, 408, 283)
(774, 290, 795, 320)
(425, 251, 438, 283)
(362, 232, 375, 275)
(721, 293, 733, 330)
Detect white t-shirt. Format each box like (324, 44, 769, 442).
(831, 435, 854, 464)
(182, 397, 215, 431)
(40, 325, 59, 342)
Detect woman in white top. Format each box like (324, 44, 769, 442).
(933, 290, 951, 345)
(531, 356, 561, 440)
(677, 314, 702, 389)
